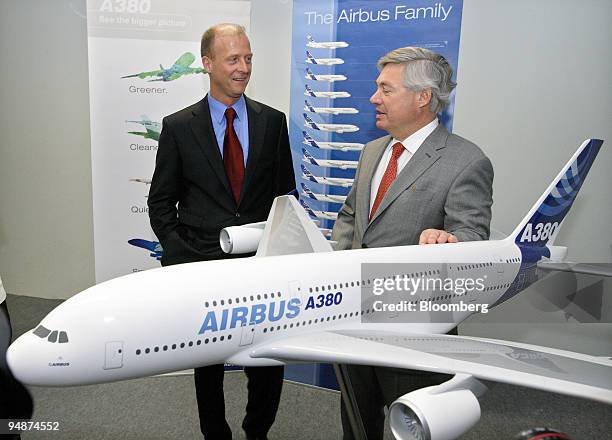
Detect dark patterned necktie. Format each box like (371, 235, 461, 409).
(223, 107, 244, 202)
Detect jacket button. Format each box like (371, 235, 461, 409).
(235, 212, 241, 218)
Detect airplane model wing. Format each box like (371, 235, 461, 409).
(249, 329, 612, 404)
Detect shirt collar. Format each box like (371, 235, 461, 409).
(392, 118, 439, 155)
(207, 94, 247, 124)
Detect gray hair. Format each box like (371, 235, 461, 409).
(201, 23, 247, 58)
(378, 47, 456, 114)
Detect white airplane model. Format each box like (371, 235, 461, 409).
(301, 183, 347, 204)
(305, 67, 347, 83)
(306, 35, 349, 49)
(300, 199, 338, 221)
(302, 148, 358, 170)
(304, 84, 350, 99)
(304, 113, 359, 133)
(301, 164, 355, 188)
(302, 131, 364, 152)
(304, 100, 358, 115)
(306, 50, 344, 66)
(7, 140, 611, 440)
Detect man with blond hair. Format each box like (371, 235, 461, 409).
(148, 23, 295, 440)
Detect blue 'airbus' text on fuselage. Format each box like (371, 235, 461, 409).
(198, 292, 345, 334)
(198, 298, 301, 334)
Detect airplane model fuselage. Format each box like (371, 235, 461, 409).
(7, 238, 521, 386)
(304, 114, 359, 133)
(302, 149, 358, 170)
(128, 239, 163, 261)
(304, 85, 350, 99)
(301, 165, 355, 188)
(304, 100, 358, 115)
(121, 52, 204, 82)
(306, 36, 349, 49)
(306, 51, 344, 66)
(301, 184, 347, 204)
(126, 117, 161, 141)
(302, 132, 365, 152)
(305, 69, 347, 82)
(300, 199, 339, 221)
(304, 105, 358, 115)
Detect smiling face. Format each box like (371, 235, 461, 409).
(202, 31, 252, 106)
(370, 63, 433, 140)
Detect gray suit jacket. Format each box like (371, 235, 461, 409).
(332, 124, 493, 250)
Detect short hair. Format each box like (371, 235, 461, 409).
(377, 47, 456, 114)
(200, 23, 247, 59)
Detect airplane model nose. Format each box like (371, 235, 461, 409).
(6, 334, 34, 384)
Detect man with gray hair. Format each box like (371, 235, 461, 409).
(332, 47, 493, 439)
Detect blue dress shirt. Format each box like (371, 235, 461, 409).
(207, 94, 249, 167)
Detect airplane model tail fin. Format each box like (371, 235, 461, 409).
(307, 35, 314, 43)
(508, 139, 604, 247)
(300, 183, 317, 200)
(304, 84, 316, 96)
(302, 148, 317, 165)
(306, 51, 317, 64)
(305, 68, 316, 80)
(304, 100, 316, 112)
(303, 113, 319, 129)
(299, 199, 316, 217)
(301, 164, 317, 182)
(256, 196, 332, 256)
(302, 131, 320, 149)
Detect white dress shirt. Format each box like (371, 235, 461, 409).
(369, 118, 439, 212)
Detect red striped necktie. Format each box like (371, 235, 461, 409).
(369, 142, 405, 221)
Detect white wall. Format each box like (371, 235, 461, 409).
(0, 0, 610, 352)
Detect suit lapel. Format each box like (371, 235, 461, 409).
(368, 124, 448, 224)
(241, 96, 265, 206)
(357, 135, 391, 229)
(189, 96, 233, 198)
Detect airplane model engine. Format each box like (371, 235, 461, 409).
(219, 222, 266, 254)
(388, 375, 485, 440)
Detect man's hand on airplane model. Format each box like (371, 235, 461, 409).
(419, 228, 458, 245)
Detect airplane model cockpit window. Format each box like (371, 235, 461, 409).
(32, 325, 68, 343)
(48, 331, 58, 343)
(58, 331, 68, 343)
(33, 325, 51, 338)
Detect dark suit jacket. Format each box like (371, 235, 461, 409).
(332, 124, 493, 250)
(148, 95, 295, 266)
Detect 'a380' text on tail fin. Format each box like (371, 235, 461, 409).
(508, 139, 603, 247)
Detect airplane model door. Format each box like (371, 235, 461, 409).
(239, 323, 255, 346)
(104, 341, 123, 369)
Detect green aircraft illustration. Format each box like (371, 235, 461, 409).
(121, 52, 205, 82)
(126, 115, 161, 141)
